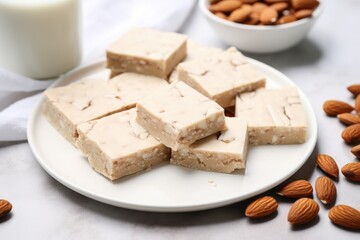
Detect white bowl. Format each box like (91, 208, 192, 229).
(199, 0, 323, 53)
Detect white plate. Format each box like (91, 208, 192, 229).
(28, 59, 317, 212)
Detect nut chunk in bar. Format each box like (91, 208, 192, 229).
(136, 81, 227, 150)
(106, 28, 187, 78)
(76, 109, 170, 180)
(171, 117, 248, 173)
(178, 47, 266, 108)
(43, 73, 168, 146)
(235, 87, 307, 145)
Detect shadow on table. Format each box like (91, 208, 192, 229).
(44, 143, 320, 228)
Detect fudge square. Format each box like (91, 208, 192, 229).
(178, 47, 266, 108)
(106, 28, 187, 78)
(43, 73, 168, 145)
(136, 81, 227, 151)
(235, 87, 307, 145)
(171, 117, 248, 173)
(76, 109, 170, 180)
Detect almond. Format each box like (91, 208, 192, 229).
(276, 180, 313, 198)
(315, 176, 336, 205)
(294, 9, 313, 20)
(252, 2, 268, 14)
(315, 154, 339, 178)
(323, 100, 354, 116)
(215, 12, 228, 20)
(271, 2, 289, 12)
(328, 205, 360, 230)
(228, 5, 253, 23)
(209, 0, 242, 13)
(260, 7, 278, 25)
(265, 0, 290, 3)
(355, 95, 360, 114)
(288, 198, 319, 225)
(245, 196, 278, 218)
(337, 113, 360, 126)
(277, 15, 297, 24)
(240, 0, 258, 3)
(342, 124, 360, 144)
(291, 0, 319, 10)
(351, 144, 360, 158)
(0, 199, 12, 218)
(347, 84, 360, 97)
(341, 162, 360, 182)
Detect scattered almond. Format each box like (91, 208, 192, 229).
(0, 199, 12, 218)
(276, 180, 313, 198)
(288, 198, 319, 225)
(351, 144, 360, 158)
(347, 84, 360, 97)
(245, 196, 278, 218)
(315, 154, 339, 178)
(292, 0, 319, 10)
(209, 0, 242, 13)
(315, 176, 336, 205)
(260, 7, 278, 25)
(341, 162, 360, 182)
(229, 5, 253, 23)
(341, 124, 360, 144)
(323, 100, 354, 116)
(294, 9, 313, 20)
(337, 113, 360, 126)
(355, 95, 360, 114)
(328, 205, 360, 230)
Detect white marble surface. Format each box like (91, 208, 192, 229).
(1, 0, 360, 239)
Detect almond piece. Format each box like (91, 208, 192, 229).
(329, 205, 360, 230)
(0, 199, 12, 218)
(337, 113, 360, 126)
(294, 9, 313, 20)
(215, 12, 228, 20)
(323, 100, 354, 116)
(245, 196, 278, 218)
(277, 15, 297, 25)
(260, 7, 278, 25)
(271, 2, 289, 12)
(276, 180, 313, 198)
(315, 176, 336, 205)
(288, 198, 319, 225)
(351, 144, 360, 158)
(341, 162, 360, 182)
(342, 124, 360, 144)
(291, 0, 319, 10)
(228, 5, 253, 23)
(209, 0, 242, 13)
(315, 154, 339, 178)
(347, 84, 360, 97)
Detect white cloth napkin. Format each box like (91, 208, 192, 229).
(0, 0, 195, 141)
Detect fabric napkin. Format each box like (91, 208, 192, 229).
(0, 0, 196, 141)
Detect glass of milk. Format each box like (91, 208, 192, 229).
(0, 0, 82, 79)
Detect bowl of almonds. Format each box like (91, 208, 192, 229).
(199, 0, 323, 53)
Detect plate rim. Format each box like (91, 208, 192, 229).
(27, 58, 318, 212)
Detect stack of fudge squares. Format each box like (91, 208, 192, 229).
(43, 28, 307, 181)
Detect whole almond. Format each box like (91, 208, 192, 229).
(329, 205, 360, 230)
(271, 2, 289, 12)
(260, 7, 278, 25)
(341, 162, 360, 182)
(276, 180, 313, 198)
(244, 12, 260, 25)
(265, 0, 290, 3)
(342, 124, 360, 144)
(355, 95, 360, 114)
(240, 0, 258, 3)
(0, 199, 12, 218)
(215, 12, 228, 20)
(252, 2, 268, 14)
(277, 15, 297, 24)
(288, 198, 319, 225)
(351, 144, 360, 158)
(245, 196, 278, 218)
(323, 100, 354, 116)
(315, 176, 336, 205)
(347, 84, 360, 97)
(294, 9, 313, 20)
(337, 113, 360, 126)
(292, 0, 319, 10)
(209, 0, 242, 13)
(315, 154, 339, 178)
(228, 5, 253, 23)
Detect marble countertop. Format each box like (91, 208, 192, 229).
(1, 1, 359, 239)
